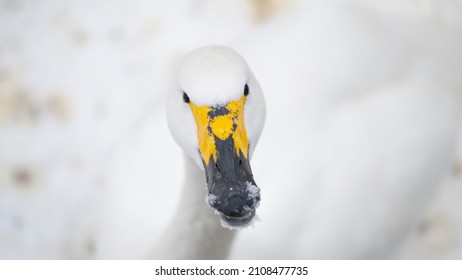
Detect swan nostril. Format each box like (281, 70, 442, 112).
(239, 159, 247, 175)
(215, 163, 220, 174)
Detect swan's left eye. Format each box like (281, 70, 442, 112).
(244, 84, 249, 96)
(183, 92, 190, 103)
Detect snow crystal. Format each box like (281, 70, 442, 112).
(205, 193, 218, 208)
(246, 181, 260, 202)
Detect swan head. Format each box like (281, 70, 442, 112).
(167, 46, 266, 228)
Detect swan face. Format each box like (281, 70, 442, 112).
(167, 46, 266, 227)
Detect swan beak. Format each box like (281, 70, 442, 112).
(204, 143, 259, 227)
(189, 96, 260, 227)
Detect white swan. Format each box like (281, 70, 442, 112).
(150, 46, 265, 259)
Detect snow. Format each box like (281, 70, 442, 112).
(1, 0, 462, 259)
(246, 181, 260, 208)
(205, 193, 217, 208)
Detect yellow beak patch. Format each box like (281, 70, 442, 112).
(189, 96, 249, 165)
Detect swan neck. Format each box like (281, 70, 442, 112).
(152, 154, 236, 259)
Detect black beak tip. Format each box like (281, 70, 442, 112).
(220, 208, 256, 227)
(217, 194, 257, 227)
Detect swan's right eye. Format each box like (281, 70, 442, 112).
(183, 92, 190, 103)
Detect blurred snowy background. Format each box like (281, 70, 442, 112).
(1, 0, 462, 259)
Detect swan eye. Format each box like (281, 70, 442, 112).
(183, 92, 190, 103)
(244, 84, 249, 96)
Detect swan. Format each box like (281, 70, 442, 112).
(150, 46, 266, 259)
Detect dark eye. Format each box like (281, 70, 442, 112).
(244, 84, 249, 96)
(183, 92, 190, 103)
